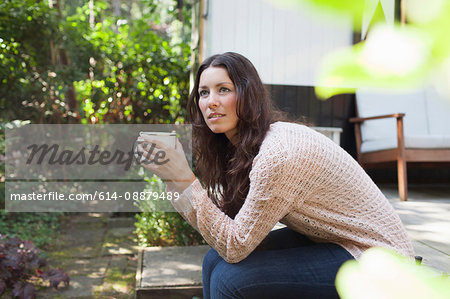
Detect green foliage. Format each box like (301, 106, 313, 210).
(135, 211, 205, 247)
(133, 175, 205, 246)
(95, 0, 190, 123)
(1, 0, 197, 250)
(0, 120, 30, 210)
(0, 123, 62, 253)
(0, 0, 71, 123)
(0, 0, 192, 124)
(68, 0, 191, 124)
(336, 247, 450, 299)
(0, 211, 63, 249)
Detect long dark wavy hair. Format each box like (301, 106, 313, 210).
(187, 52, 287, 218)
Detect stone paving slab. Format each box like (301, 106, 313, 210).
(40, 276, 104, 298)
(107, 217, 136, 228)
(411, 240, 450, 273)
(57, 256, 110, 278)
(139, 245, 210, 288)
(383, 185, 450, 273)
(37, 213, 138, 298)
(101, 225, 139, 256)
(52, 223, 107, 259)
(392, 200, 450, 254)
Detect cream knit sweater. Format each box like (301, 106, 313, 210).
(172, 122, 414, 263)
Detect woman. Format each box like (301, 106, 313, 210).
(137, 52, 414, 299)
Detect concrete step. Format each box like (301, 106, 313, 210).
(136, 245, 210, 299)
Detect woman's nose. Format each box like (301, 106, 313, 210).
(207, 92, 219, 108)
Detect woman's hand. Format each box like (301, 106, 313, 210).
(136, 135, 196, 193)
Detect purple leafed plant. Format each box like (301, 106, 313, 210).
(0, 235, 70, 299)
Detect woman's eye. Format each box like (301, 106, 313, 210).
(219, 87, 230, 93)
(199, 90, 209, 97)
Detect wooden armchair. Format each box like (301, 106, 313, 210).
(350, 88, 450, 201)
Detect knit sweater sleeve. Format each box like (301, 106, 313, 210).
(171, 140, 295, 263)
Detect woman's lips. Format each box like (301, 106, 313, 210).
(208, 113, 225, 121)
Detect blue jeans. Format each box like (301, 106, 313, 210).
(202, 227, 354, 299)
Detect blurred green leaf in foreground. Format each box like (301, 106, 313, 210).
(336, 247, 450, 299)
(268, 0, 450, 100)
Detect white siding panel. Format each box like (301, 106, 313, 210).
(259, 1, 274, 83)
(271, 6, 287, 84)
(247, 0, 262, 74)
(234, 0, 249, 54)
(204, 0, 353, 86)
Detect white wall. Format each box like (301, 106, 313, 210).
(202, 0, 354, 86)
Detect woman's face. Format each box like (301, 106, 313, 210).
(198, 66, 239, 142)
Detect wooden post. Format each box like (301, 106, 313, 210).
(353, 101, 363, 163)
(354, 122, 363, 163)
(396, 116, 408, 201)
(400, 0, 407, 27)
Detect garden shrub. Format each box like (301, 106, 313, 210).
(0, 235, 69, 299)
(0, 212, 62, 249)
(135, 211, 205, 247)
(134, 175, 205, 247)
